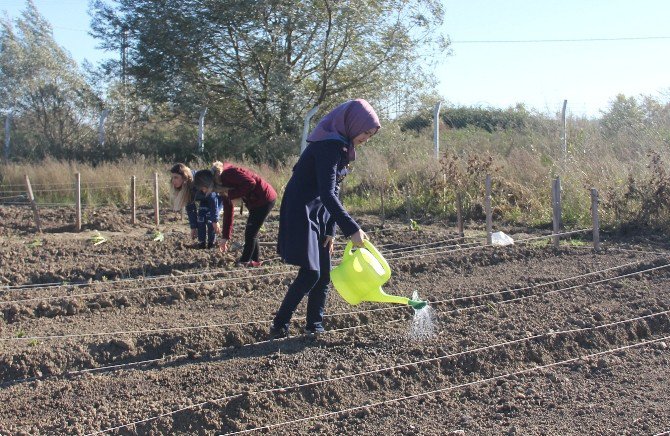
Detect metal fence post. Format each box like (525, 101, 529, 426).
(98, 109, 109, 147)
(561, 100, 567, 161)
(301, 106, 319, 154)
(198, 108, 208, 154)
(434, 101, 442, 159)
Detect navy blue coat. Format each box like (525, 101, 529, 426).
(278, 139, 360, 270)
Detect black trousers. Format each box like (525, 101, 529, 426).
(239, 200, 275, 262)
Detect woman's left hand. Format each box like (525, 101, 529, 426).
(323, 236, 335, 256)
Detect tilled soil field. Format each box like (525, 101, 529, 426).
(0, 205, 669, 435)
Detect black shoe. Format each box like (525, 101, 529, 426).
(197, 242, 206, 249)
(269, 325, 289, 339)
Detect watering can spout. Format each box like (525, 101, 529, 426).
(331, 240, 428, 309)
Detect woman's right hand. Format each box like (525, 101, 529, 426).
(350, 229, 368, 248)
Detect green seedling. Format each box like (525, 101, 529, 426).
(26, 238, 42, 248)
(90, 231, 108, 246)
(151, 230, 164, 242)
(409, 219, 421, 231)
(28, 339, 39, 347)
(16, 330, 26, 338)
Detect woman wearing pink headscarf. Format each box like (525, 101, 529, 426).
(270, 99, 381, 338)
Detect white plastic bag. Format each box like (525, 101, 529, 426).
(491, 231, 514, 246)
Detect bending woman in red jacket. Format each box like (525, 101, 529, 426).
(194, 162, 277, 266)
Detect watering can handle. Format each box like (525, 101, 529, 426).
(343, 241, 354, 258)
(363, 240, 392, 281)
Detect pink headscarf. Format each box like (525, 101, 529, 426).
(306, 99, 381, 161)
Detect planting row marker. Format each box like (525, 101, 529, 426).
(23, 174, 42, 233)
(75, 172, 81, 231)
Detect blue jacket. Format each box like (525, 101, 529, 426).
(185, 170, 220, 228)
(277, 139, 360, 270)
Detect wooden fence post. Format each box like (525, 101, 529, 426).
(153, 172, 160, 226)
(131, 176, 137, 225)
(485, 174, 492, 245)
(442, 173, 447, 213)
(75, 172, 82, 231)
(591, 188, 600, 251)
(24, 175, 42, 233)
(552, 177, 562, 248)
(380, 185, 385, 228)
(405, 186, 412, 223)
(456, 192, 464, 238)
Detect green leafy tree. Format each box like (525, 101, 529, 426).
(599, 94, 645, 139)
(0, 0, 100, 160)
(90, 0, 448, 144)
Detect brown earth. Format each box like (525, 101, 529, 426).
(0, 204, 669, 435)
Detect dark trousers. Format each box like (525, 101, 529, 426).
(239, 200, 275, 262)
(273, 240, 331, 332)
(197, 197, 222, 246)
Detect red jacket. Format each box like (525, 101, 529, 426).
(219, 162, 277, 240)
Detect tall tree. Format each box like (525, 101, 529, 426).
(90, 0, 448, 138)
(0, 0, 99, 159)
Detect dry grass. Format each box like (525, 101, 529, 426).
(2, 116, 669, 230)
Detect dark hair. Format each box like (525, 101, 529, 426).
(193, 170, 214, 190)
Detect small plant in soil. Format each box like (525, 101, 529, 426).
(89, 231, 108, 246)
(25, 238, 42, 248)
(150, 230, 164, 242)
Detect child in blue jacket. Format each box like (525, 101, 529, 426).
(170, 163, 222, 249)
(270, 99, 381, 337)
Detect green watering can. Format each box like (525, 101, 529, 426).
(331, 240, 427, 310)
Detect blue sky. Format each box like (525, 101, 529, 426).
(2, 0, 669, 117)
